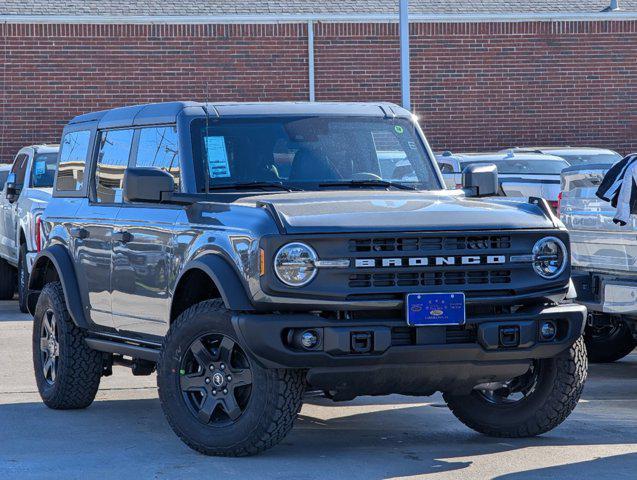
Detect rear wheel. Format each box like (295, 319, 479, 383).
(32, 282, 102, 409)
(18, 244, 29, 313)
(0, 258, 16, 300)
(444, 337, 587, 437)
(585, 318, 635, 363)
(157, 299, 304, 456)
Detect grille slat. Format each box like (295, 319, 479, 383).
(349, 270, 511, 288)
(349, 235, 511, 253)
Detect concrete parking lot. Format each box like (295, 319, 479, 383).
(1, 300, 636, 480)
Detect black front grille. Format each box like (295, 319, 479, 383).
(349, 270, 512, 288)
(349, 235, 511, 253)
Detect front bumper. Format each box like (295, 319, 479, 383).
(232, 303, 586, 396)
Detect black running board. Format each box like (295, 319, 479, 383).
(85, 338, 160, 362)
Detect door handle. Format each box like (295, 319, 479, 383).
(112, 230, 133, 243)
(70, 227, 89, 239)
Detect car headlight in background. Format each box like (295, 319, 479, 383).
(274, 242, 318, 287)
(532, 237, 567, 279)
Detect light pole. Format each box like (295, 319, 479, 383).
(399, 0, 411, 111)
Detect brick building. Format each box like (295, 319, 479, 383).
(1, 1, 636, 163)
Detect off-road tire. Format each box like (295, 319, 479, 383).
(444, 336, 587, 437)
(32, 282, 102, 409)
(585, 320, 635, 363)
(0, 258, 16, 300)
(18, 244, 29, 313)
(157, 299, 305, 457)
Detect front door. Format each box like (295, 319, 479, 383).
(111, 205, 181, 337)
(0, 153, 28, 259)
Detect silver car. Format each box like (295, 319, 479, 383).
(0, 144, 58, 311)
(437, 150, 570, 208)
(505, 146, 622, 167)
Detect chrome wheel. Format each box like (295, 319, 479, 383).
(39, 309, 59, 385)
(179, 334, 253, 426)
(476, 362, 541, 405)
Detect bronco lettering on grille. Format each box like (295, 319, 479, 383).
(354, 255, 506, 268)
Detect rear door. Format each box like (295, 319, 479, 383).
(111, 125, 182, 337)
(74, 128, 134, 328)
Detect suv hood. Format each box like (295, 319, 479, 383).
(238, 190, 556, 234)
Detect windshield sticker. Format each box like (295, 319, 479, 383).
(394, 125, 404, 134)
(205, 136, 231, 178)
(34, 160, 46, 176)
(408, 141, 417, 150)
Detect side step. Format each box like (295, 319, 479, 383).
(85, 338, 160, 362)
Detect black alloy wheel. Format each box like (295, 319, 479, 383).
(179, 333, 253, 426)
(39, 308, 59, 385)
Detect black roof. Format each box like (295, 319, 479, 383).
(68, 101, 412, 128)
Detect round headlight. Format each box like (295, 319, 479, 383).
(274, 242, 318, 287)
(532, 237, 567, 279)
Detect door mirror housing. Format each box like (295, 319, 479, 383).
(462, 163, 499, 197)
(123, 167, 174, 203)
(5, 172, 21, 203)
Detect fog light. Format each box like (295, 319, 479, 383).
(300, 330, 319, 349)
(540, 321, 557, 340)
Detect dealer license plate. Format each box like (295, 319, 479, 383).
(406, 293, 466, 326)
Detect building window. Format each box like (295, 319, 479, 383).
(56, 130, 91, 192)
(95, 129, 134, 203)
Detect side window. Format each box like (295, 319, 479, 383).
(57, 130, 91, 192)
(134, 126, 180, 189)
(10, 154, 29, 186)
(95, 129, 134, 203)
(439, 162, 454, 174)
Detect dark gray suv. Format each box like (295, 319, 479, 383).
(28, 101, 587, 456)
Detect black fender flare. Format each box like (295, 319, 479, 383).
(173, 254, 255, 313)
(27, 244, 89, 328)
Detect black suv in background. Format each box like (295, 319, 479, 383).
(29, 102, 587, 456)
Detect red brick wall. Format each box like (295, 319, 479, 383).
(1, 20, 636, 163)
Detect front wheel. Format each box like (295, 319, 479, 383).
(444, 337, 587, 437)
(157, 299, 304, 456)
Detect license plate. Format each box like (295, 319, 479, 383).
(406, 293, 466, 326)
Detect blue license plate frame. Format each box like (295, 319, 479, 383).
(406, 293, 466, 326)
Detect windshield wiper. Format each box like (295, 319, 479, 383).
(209, 181, 300, 192)
(318, 180, 416, 190)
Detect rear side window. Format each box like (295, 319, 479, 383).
(95, 129, 134, 203)
(57, 130, 91, 192)
(134, 126, 180, 189)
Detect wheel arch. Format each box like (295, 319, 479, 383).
(170, 254, 254, 323)
(27, 244, 89, 328)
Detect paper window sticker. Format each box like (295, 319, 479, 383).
(34, 160, 46, 176)
(205, 136, 231, 179)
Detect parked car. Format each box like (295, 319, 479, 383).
(436, 150, 569, 208)
(560, 162, 637, 362)
(0, 164, 12, 190)
(28, 101, 586, 457)
(505, 147, 622, 167)
(0, 145, 58, 312)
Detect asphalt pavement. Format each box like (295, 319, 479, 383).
(1, 299, 636, 479)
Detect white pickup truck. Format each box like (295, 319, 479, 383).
(560, 161, 637, 362)
(0, 145, 58, 312)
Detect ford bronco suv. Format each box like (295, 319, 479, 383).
(29, 102, 587, 457)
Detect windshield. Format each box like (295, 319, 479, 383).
(30, 153, 58, 188)
(190, 116, 441, 191)
(552, 152, 622, 166)
(460, 159, 570, 175)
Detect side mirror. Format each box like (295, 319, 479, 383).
(462, 163, 499, 197)
(123, 167, 174, 203)
(5, 172, 21, 203)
